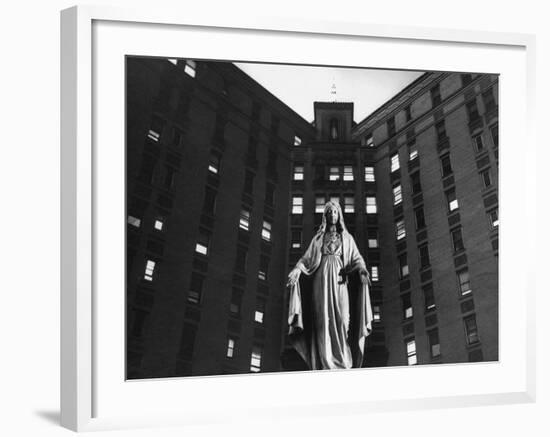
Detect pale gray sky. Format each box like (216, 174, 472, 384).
(235, 62, 424, 123)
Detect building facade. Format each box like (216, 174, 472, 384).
(126, 57, 498, 379)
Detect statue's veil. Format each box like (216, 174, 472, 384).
(316, 201, 348, 235)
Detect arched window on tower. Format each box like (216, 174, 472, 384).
(330, 118, 339, 141)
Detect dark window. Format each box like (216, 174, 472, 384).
(265, 183, 275, 206)
(271, 115, 280, 135)
(461, 73, 473, 87)
(247, 136, 258, 161)
(428, 329, 441, 358)
(267, 150, 278, 176)
(435, 120, 446, 141)
(491, 124, 499, 148)
(235, 246, 247, 272)
(457, 269, 472, 296)
(402, 293, 413, 319)
(472, 133, 484, 152)
(423, 284, 436, 311)
(188, 272, 204, 304)
(251, 101, 261, 121)
(330, 118, 339, 140)
(138, 156, 156, 184)
(387, 116, 396, 137)
(415, 207, 426, 230)
(466, 99, 480, 122)
(243, 170, 254, 195)
(404, 105, 412, 122)
(411, 172, 422, 195)
(178, 323, 197, 360)
(203, 186, 217, 215)
(482, 88, 496, 111)
(172, 127, 183, 146)
(230, 288, 243, 316)
(464, 314, 480, 345)
(441, 154, 453, 177)
(258, 255, 269, 281)
(451, 227, 465, 253)
(430, 84, 442, 107)
(481, 168, 492, 188)
(419, 244, 430, 269)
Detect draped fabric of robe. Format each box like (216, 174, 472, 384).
(288, 226, 374, 370)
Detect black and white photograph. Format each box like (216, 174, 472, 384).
(125, 57, 499, 379)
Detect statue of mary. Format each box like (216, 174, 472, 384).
(286, 201, 373, 370)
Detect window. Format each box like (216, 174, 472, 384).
(411, 172, 422, 195)
(466, 99, 480, 122)
(292, 196, 303, 214)
(396, 219, 406, 240)
(393, 184, 403, 205)
(414, 207, 426, 230)
(344, 196, 355, 213)
(373, 305, 381, 322)
(315, 196, 326, 213)
(406, 339, 417, 365)
(261, 220, 272, 242)
(472, 133, 484, 152)
(457, 269, 472, 296)
(293, 165, 304, 181)
(390, 153, 400, 172)
(167, 58, 178, 65)
(330, 118, 339, 140)
(247, 135, 257, 161)
(172, 127, 183, 146)
(367, 230, 379, 248)
(490, 124, 499, 148)
(291, 230, 302, 249)
(441, 154, 453, 177)
(370, 266, 379, 282)
(265, 183, 275, 206)
(154, 219, 164, 231)
(481, 168, 492, 188)
(482, 88, 496, 111)
(208, 150, 221, 174)
(402, 293, 413, 319)
(226, 338, 236, 358)
(329, 166, 340, 181)
(430, 84, 441, 107)
(144, 260, 156, 281)
(488, 209, 499, 228)
(195, 231, 210, 255)
(235, 246, 247, 272)
(366, 196, 377, 214)
(464, 314, 480, 345)
(419, 244, 430, 269)
(163, 166, 176, 189)
(230, 288, 243, 316)
(404, 105, 412, 122)
(387, 117, 396, 137)
(435, 120, 446, 142)
(364, 166, 375, 182)
(428, 329, 441, 358)
(188, 272, 203, 304)
(184, 59, 196, 77)
(446, 188, 459, 212)
(365, 134, 374, 147)
(239, 209, 250, 231)
(127, 215, 141, 228)
(343, 166, 354, 181)
(399, 253, 409, 279)
(243, 170, 254, 195)
(147, 116, 164, 142)
(461, 73, 473, 86)
(250, 346, 263, 372)
(258, 255, 269, 281)
(294, 135, 302, 146)
(255, 298, 266, 324)
(203, 186, 217, 215)
(408, 140, 418, 161)
(179, 323, 197, 360)
(423, 284, 436, 311)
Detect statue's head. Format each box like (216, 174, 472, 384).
(319, 201, 347, 234)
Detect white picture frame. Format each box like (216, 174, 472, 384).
(60, 5, 536, 432)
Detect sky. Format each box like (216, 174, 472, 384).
(235, 62, 425, 123)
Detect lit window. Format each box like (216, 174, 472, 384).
(344, 196, 355, 213)
(258, 256, 269, 281)
(167, 58, 178, 65)
(195, 231, 210, 255)
(409, 141, 418, 161)
(343, 166, 354, 181)
(188, 272, 203, 304)
(396, 219, 406, 240)
(366, 134, 374, 147)
(184, 59, 196, 78)
(239, 209, 250, 231)
(451, 227, 464, 252)
(370, 266, 379, 282)
(329, 167, 340, 181)
(208, 151, 221, 174)
(366, 196, 377, 214)
(291, 229, 302, 249)
(423, 284, 436, 311)
(403, 294, 413, 319)
(406, 339, 417, 365)
(393, 184, 403, 205)
(315, 196, 326, 213)
(367, 230, 378, 248)
(481, 169, 492, 188)
(428, 329, 441, 358)
(254, 311, 264, 324)
(147, 129, 160, 142)
(364, 166, 375, 182)
(154, 219, 163, 231)
(226, 338, 236, 358)
(446, 189, 459, 212)
(261, 220, 272, 242)
(457, 269, 471, 296)
(293, 165, 304, 181)
(472, 133, 484, 152)
(373, 305, 381, 322)
(255, 299, 265, 324)
(292, 196, 303, 214)
(464, 315, 480, 345)
(144, 260, 155, 281)
(127, 215, 141, 228)
(488, 209, 499, 228)
(399, 253, 409, 279)
(390, 153, 400, 172)
(419, 244, 430, 269)
(250, 346, 262, 372)
(294, 135, 302, 146)
(441, 154, 452, 177)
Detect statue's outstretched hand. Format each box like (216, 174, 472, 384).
(287, 267, 301, 288)
(359, 267, 371, 286)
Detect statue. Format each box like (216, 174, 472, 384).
(286, 201, 373, 370)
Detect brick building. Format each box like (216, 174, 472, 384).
(126, 57, 498, 378)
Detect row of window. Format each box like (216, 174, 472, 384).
(225, 339, 263, 372)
